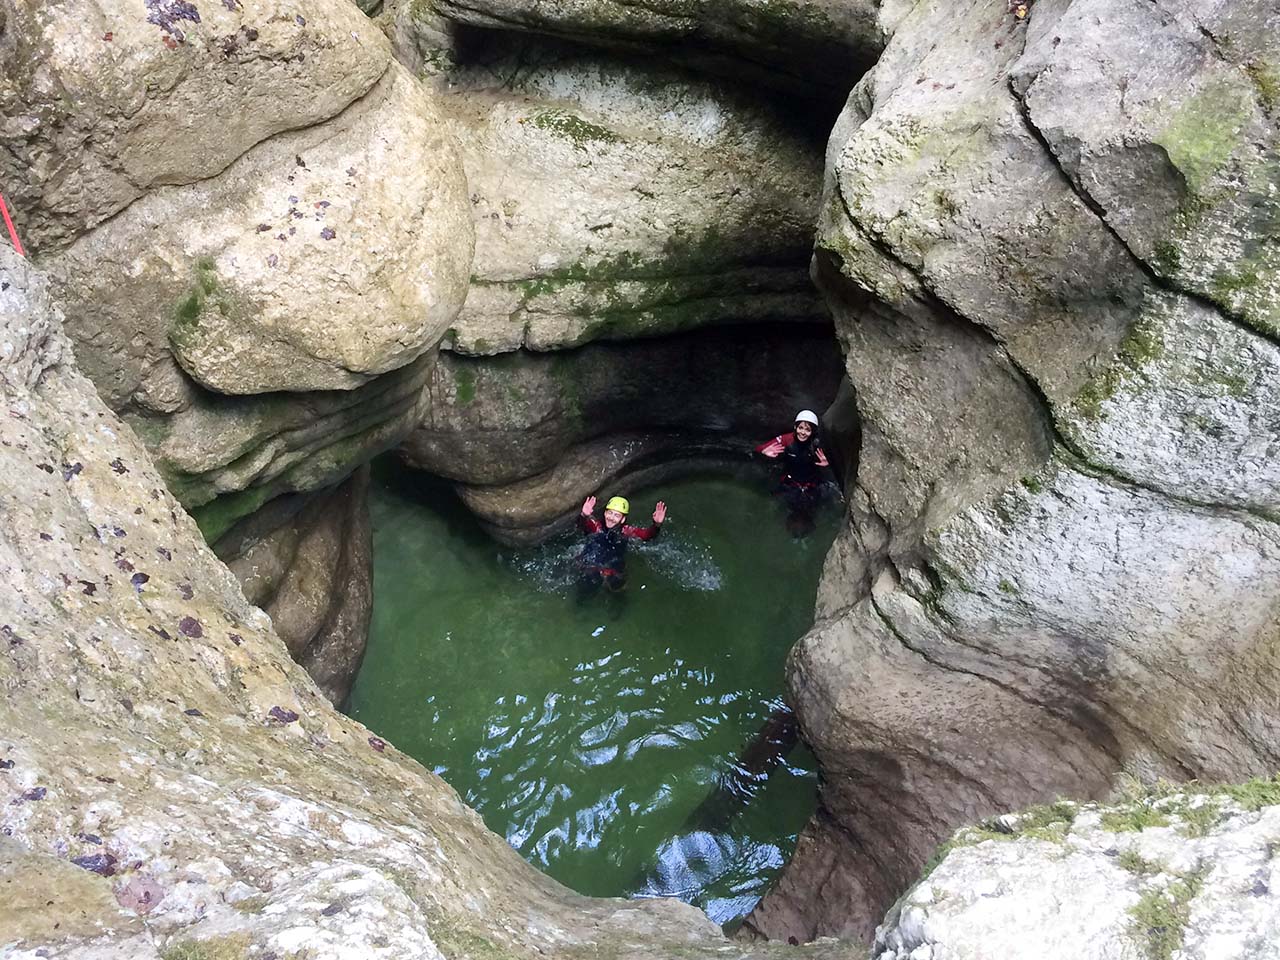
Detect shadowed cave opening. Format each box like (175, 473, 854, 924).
(343, 323, 856, 930)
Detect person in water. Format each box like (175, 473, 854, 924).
(576, 495, 666, 596)
(755, 409, 831, 535)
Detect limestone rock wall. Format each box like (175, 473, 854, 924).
(402, 323, 846, 543)
(2, 0, 473, 539)
(219, 467, 375, 707)
(0, 247, 842, 960)
(751, 0, 1280, 945)
(386, 8, 830, 355)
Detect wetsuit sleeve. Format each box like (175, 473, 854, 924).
(579, 515, 602, 534)
(622, 522, 661, 541)
(755, 432, 794, 457)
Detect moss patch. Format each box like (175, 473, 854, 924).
(1116, 848, 1165, 877)
(189, 484, 277, 545)
(160, 934, 252, 960)
(453, 366, 477, 406)
(1126, 866, 1206, 960)
(171, 257, 239, 350)
(1101, 803, 1171, 833)
(527, 109, 621, 151)
(1155, 79, 1250, 195)
(1244, 59, 1280, 114)
(1071, 315, 1166, 420)
(921, 801, 1077, 878)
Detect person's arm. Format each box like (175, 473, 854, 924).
(623, 501, 666, 540)
(755, 431, 794, 458)
(579, 496, 602, 533)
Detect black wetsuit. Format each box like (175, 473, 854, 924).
(576, 513, 661, 593)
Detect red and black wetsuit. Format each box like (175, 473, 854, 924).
(755, 432, 828, 489)
(577, 514, 661, 590)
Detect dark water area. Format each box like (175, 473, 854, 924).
(347, 459, 841, 926)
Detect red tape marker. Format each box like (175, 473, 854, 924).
(0, 193, 25, 258)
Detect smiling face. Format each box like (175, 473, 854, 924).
(603, 508, 625, 528)
(794, 421, 814, 441)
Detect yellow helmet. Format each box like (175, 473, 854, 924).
(605, 496, 630, 515)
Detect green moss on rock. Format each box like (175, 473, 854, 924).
(454, 366, 477, 406)
(528, 109, 622, 151)
(170, 257, 240, 350)
(189, 485, 277, 544)
(160, 934, 252, 960)
(1126, 866, 1206, 960)
(1155, 79, 1250, 195)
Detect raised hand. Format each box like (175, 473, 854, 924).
(582, 496, 596, 516)
(653, 501, 667, 524)
(759, 438, 785, 458)
(815, 448, 830, 467)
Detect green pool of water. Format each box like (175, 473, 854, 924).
(347, 461, 840, 926)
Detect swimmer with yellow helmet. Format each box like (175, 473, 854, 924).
(576, 494, 667, 594)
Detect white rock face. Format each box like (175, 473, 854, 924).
(875, 793, 1280, 960)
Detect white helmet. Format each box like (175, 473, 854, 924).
(794, 409, 820, 426)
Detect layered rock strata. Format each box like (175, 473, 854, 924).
(0, 246, 850, 960)
(749, 0, 1280, 945)
(219, 467, 374, 706)
(3, 0, 473, 536)
(424, 0, 883, 107)
(402, 324, 846, 543)
(404, 22, 830, 354)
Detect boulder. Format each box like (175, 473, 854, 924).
(46, 65, 472, 398)
(751, 0, 1280, 945)
(0, 0, 390, 251)
(875, 784, 1280, 960)
(220, 467, 374, 706)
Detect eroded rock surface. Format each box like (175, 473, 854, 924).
(3, 0, 472, 539)
(220, 467, 374, 706)
(427, 0, 883, 105)
(402, 324, 845, 543)
(395, 20, 828, 354)
(751, 0, 1280, 946)
(875, 784, 1280, 960)
(0, 0, 389, 251)
(47, 64, 470, 398)
(0, 244, 837, 960)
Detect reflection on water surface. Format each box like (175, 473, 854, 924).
(347, 461, 840, 925)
